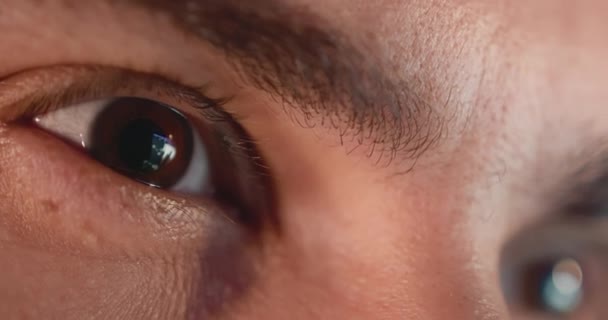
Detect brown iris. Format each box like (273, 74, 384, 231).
(90, 97, 194, 188)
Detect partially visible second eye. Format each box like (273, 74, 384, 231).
(500, 218, 608, 319)
(513, 257, 585, 314)
(35, 97, 211, 195)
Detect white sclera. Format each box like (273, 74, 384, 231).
(35, 98, 212, 195)
(172, 129, 211, 195)
(35, 99, 110, 148)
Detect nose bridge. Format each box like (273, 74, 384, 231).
(274, 213, 507, 319)
(325, 247, 507, 319)
(391, 248, 506, 319)
(273, 254, 506, 319)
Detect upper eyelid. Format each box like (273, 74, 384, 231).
(0, 65, 234, 124)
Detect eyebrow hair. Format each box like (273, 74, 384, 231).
(130, 0, 444, 162)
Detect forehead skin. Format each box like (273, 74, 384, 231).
(0, 0, 607, 319)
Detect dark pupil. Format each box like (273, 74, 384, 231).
(118, 119, 176, 173)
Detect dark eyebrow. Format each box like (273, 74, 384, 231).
(130, 0, 444, 162)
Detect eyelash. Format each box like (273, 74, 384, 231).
(0, 65, 275, 229)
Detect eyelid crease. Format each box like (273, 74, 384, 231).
(0, 65, 233, 124)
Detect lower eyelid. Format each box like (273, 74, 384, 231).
(0, 124, 239, 258)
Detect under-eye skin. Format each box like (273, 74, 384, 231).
(0, 65, 275, 229)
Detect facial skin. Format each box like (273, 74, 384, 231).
(0, 0, 606, 319)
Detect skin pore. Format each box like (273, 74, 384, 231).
(0, 0, 607, 319)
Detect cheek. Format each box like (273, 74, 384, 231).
(0, 126, 254, 318)
(0, 246, 182, 318)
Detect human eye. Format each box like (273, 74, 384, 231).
(500, 211, 608, 318)
(36, 96, 212, 194)
(0, 65, 275, 245)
